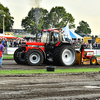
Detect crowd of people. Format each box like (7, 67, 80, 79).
(0, 38, 21, 47)
(70, 41, 92, 49)
(0, 37, 33, 47)
(0, 37, 100, 50)
(70, 40, 100, 49)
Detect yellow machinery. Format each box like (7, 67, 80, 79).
(83, 37, 92, 43)
(75, 51, 81, 65)
(96, 38, 100, 44)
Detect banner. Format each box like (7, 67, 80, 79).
(3, 32, 13, 36)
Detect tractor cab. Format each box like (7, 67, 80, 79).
(41, 28, 64, 44)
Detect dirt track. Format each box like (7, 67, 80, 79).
(0, 60, 100, 100)
(1, 60, 100, 70)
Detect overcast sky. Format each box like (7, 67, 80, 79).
(0, 0, 100, 35)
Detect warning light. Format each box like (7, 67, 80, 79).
(42, 29, 47, 32)
(48, 29, 51, 32)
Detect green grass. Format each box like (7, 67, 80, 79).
(3, 54, 13, 59)
(1, 54, 100, 75)
(0, 68, 100, 75)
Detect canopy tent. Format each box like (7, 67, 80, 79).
(62, 23, 83, 40)
(70, 29, 83, 39)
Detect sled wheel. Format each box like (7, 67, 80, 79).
(90, 56, 97, 65)
(25, 49, 44, 66)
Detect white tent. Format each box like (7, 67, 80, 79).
(62, 23, 83, 40)
(69, 29, 83, 39)
(63, 22, 71, 39)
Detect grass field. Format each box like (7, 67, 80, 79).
(1, 54, 100, 75)
(3, 54, 13, 59)
(0, 68, 100, 75)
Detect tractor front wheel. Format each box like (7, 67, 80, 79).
(14, 48, 25, 64)
(25, 49, 44, 66)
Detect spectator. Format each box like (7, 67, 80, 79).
(86, 42, 90, 49)
(96, 42, 99, 48)
(16, 39, 19, 47)
(2, 38, 5, 46)
(93, 42, 96, 48)
(10, 39, 13, 47)
(89, 43, 92, 49)
(4, 38, 7, 47)
(0, 40, 5, 68)
(77, 42, 81, 48)
(7, 40, 11, 47)
(14, 40, 17, 47)
(74, 42, 79, 48)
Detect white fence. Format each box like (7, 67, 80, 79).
(4, 47, 18, 54)
(4, 47, 100, 56)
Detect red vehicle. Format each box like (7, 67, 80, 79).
(14, 29, 77, 66)
(83, 51, 97, 65)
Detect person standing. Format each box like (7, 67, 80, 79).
(0, 40, 5, 68)
(80, 42, 85, 65)
(2, 37, 5, 46)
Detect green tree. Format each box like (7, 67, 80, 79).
(95, 35, 98, 38)
(91, 35, 94, 38)
(0, 3, 14, 32)
(21, 6, 75, 35)
(48, 6, 75, 29)
(75, 20, 91, 34)
(21, 8, 49, 35)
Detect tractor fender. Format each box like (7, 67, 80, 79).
(55, 41, 71, 47)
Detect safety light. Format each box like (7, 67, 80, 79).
(42, 29, 47, 32)
(48, 29, 51, 32)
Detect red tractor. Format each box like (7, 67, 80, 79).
(14, 29, 77, 66)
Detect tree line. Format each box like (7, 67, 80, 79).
(0, 3, 91, 35)
(0, 3, 14, 32)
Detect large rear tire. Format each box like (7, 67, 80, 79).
(14, 48, 25, 64)
(53, 45, 77, 66)
(25, 49, 44, 66)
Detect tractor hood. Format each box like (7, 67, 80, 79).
(26, 42, 45, 46)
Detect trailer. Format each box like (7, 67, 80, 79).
(76, 49, 100, 65)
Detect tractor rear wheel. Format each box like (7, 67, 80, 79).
(25, 49, 44, 66)
(14, 48, 25, 64)
(53, 45, 77, 66)
(90, 56, 97, 65)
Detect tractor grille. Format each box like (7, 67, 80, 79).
(22, 47, 26, 52)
